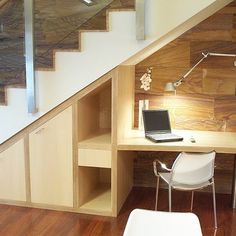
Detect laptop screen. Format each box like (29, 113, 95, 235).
(142, 110, 171, 133)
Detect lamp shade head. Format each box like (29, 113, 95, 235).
(81, 0, 96, 6)
(164, 82, 176, 92)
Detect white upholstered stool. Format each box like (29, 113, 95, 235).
(123, 209, 202, 236)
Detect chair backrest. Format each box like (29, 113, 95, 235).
(171, 151, 216, 185)
(123, 209, 203, 236)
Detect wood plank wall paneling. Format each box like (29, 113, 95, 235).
(134, 1, 236, 193)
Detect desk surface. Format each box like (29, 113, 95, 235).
(118, 129, 236, 154)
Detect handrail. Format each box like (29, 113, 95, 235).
(25, 0, 127, 113)
(36, 0, 135, 64)
(0, 0, 135, 107)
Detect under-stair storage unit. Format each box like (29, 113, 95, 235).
(0, 66, 135, 216)
(77, 79, 113, 215)
(29, 107, 73, 207)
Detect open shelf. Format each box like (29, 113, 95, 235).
(78, 167, 112, 215)
(79, 184, 111, 215)
(77, 80, 112, 144)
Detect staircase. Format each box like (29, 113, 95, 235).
(0, 0, 232, 143)
(0, 0, 134, 104)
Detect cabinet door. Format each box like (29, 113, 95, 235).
(0, 139, 26, 201)
(29, 107, 73, 207)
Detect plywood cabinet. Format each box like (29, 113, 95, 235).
(0, 139, 26, 201)
(0, 67, 134, 216)
(29, 107, 73, 207)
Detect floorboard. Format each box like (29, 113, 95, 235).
(0, 187, 235, 236)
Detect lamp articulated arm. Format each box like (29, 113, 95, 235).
(174, 52, 208, 87)
(165, 52, 236, 91)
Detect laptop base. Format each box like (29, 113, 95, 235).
(145, 135, 183, 143)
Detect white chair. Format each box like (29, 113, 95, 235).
(123, 209, 203, 236)
(153, 151, 217, 228)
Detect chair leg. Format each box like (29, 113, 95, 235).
(168, 185, 172, 212)
(212, 179, 217, 229)
(155, 176, 160, 211)
(190, 191, 194, 212)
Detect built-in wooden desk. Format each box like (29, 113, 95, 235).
(118, 129, 236, 153)
(117, 129, 236, 208)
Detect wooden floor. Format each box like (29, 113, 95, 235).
(0, 187, 236, 236)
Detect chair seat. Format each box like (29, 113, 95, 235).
(159, 172, 211, 190)
(123, 209, 202, 236)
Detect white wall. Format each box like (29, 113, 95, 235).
(0, 0, 231, 144)
(0, 88, 44, 142)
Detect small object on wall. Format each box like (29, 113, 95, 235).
(140, 67, 152, 91)
(138, 99, 149, 130)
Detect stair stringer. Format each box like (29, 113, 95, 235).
(0, 0, 232, 144)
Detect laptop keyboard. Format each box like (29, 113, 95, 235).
(149, 133, 178, 140)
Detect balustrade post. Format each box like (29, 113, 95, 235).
(24, 0, 37, 113)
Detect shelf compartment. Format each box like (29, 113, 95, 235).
(78, 80, 112, 143)
(79, 184, 111, 215)
(78, 167, 112, 215)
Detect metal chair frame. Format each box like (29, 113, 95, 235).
(153, 151, 217, 229)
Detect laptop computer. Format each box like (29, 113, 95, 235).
(142, 109, 183, 143)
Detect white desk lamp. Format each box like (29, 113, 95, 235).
(165, 52, 236, 92)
